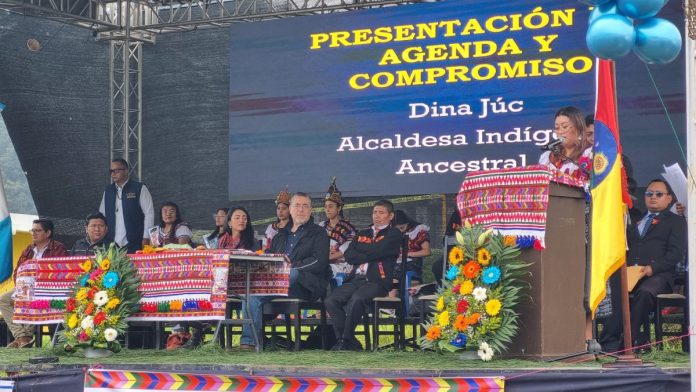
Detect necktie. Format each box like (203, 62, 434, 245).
(640, 213, 656, 238)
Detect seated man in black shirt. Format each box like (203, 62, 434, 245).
(325, 199, 402, 351)
(71, 212, 109, 256)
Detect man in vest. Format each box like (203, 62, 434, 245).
(99, 159, 154, 254)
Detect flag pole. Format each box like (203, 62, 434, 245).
(602, 60, 643, 367)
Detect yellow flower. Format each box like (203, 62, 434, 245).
(105, 298, 120, 310)
(76, 288, 89, 301)
(99, 258, 110, 270)
(436, 296, 445, 311)
(459, 280, 474, 295)
(68, 313, 78, 329)
(80, 259, 92, 273)
(438, 311, 450, 327)
(477, 248, 491, 266)
(142, 245, 156, 254)
(485, 299, 502, 316)
(503, 235, 517, 247)
(448, 247, 464, 265)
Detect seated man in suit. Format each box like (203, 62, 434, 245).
(325, 199, 402, 351)
(600, 179, 686, 350)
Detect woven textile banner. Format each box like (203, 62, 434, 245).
(228, 252, 290, 297)
(13, 251, 231, 324)
(456, 165, 584, 247)
(84, 369, 505, 392)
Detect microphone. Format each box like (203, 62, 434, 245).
(541, 136, 564, 151)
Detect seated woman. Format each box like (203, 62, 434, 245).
(202, 208, 229, 249)
(148, 202, 192, 247)
(218, 206, 258, 250)
(388, 210, 431, 298)
(539, 106, 592, 180)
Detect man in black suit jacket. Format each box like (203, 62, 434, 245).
(325, 199, 402, 351)
(601, 179, 686, 350)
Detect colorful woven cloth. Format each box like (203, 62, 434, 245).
(84, 369, 505, 391)
(228, 251, 290, 296)
(456, 165, 584, 247)
(13, 251, 232, 324)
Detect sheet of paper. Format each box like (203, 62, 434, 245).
(627, 265, 644, 292)
(661, 162, 687, 217)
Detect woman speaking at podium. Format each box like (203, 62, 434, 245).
(539, 106, 592, 180)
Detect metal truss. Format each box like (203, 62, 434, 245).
(110, 40, 142, 181)
(0, 0, 419, 34)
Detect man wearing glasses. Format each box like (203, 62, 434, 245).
(601, 179, 686, 350)
(99, 159, 154, 254)
(0, 219, 67, 348)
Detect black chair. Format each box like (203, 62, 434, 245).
(262, 298, 329, 351)
(369, 234, 409, 351)
(654, 273, 688, 351)
(212, 297, 244, 349)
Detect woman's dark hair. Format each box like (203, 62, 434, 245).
(159, 201, 183, 244)
(275, 202, 293, 227)
(393, 209, 419, 230)
(208, 207, 229, 240)
(226, 206, 256, 250)
(554, 106, 588, 161)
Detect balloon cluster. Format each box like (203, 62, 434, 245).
(584, 0, 682, 64)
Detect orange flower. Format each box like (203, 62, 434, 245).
(425, 325, 441, 341)
(463, 261, 481, 279)
(85, 302, 95, 316)
(503, 235, 517, 247)
(454, 315, 469, 331)
(142, 245, 156, 254)
(467, 312, 481, 325)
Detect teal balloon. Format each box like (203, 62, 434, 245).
(617, 0, 665, 19)
(586, 14, 636, 59)
(588, 2, 619, 25)
(579, 0, 613, 5)
(633, 18, 682, 64)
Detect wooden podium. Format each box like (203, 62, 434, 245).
(507, 182, 587, 359)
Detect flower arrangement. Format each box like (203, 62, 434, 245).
(419, 222, 530, 360)
(60, 244, 142, 353)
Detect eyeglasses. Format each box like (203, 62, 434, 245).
(109, 168, 127, 174)
(645, 191, 667, 198)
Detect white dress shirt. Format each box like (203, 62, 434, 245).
(99, 180, 154, 247)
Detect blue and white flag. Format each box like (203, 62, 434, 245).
(0, 102, 13, 284)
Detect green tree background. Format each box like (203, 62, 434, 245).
(0, 117, 37, 214)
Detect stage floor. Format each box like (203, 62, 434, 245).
(0, 347, 690, 391)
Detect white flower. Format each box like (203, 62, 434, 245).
(472, 287, 487, 302)
(478, 341, 494, 361)
(104, 328, 118, 342)
(93, 291, 109, 307)
(80, 316, 94, 330)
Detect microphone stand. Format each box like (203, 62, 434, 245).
(545, 145, 591, 177)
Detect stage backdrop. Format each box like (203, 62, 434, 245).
(229, 0, 597, 199)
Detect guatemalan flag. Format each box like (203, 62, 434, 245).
(0, 102, 13, 286)
(588, 60, 632, 316)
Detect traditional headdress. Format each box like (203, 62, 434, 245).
(275, 186, 291, 206)
(324, 177, 343, 206)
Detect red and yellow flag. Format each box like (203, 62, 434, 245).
(589, 59, 632, 316)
